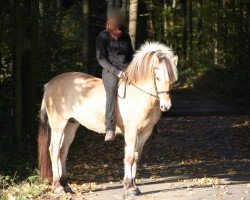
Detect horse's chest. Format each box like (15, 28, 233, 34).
(138, 106, 161, 131)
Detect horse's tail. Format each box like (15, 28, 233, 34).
(38, 97, 52, 180)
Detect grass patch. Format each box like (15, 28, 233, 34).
(0, 172, 50, 199)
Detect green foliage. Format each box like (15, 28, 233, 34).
(0, 171, 49, 199)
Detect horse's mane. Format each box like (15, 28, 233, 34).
(126, 42, 178, 84)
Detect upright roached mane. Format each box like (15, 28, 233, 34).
(126, 42, 178, 84)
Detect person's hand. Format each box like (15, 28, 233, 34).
(120, 72, 127, 79)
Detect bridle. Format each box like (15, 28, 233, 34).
(119, 69, 170, 100)
(131, 70, 170, 100)
(118, 52, 171, 100)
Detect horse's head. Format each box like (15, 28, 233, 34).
(153, 51, 178, 112)
(126, 42, 178, 112)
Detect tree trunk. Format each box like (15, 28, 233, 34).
(82, 0, 90, 73)
(197, 0, 203, 51)
(114, 0, 122, 8)
(21, 0, 39, 145)
(107, 0, 114, 17)
(181, 0, 187, 67)
(189, 0, 193, 66)
(121, 0, 127, 15)
(163, 0, 168, 41)
(56, 0, 62, 48)
(107, 0, 123, 18)
(13, 0, 22, 151)
(172, 0, 179, 53)
(129, 0, 138, 49)
(214, 1, 218, 66)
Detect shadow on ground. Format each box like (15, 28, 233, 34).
(67, 115, 250, 188)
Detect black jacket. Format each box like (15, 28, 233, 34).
(96, 30, 134, 76)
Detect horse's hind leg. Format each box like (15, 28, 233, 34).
(124, 127, 138, 196)
(60, 119, 80, 191)
(49, 119, 67, 193)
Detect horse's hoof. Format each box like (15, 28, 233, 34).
(135, 187, 142, 195)
(64, 185, 73, 193)
(126, 188, 141, 196)
(53, 186, 64, 194)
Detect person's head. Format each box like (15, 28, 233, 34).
(106, 9, 127, 39)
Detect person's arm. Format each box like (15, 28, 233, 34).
(96, 33, 122, 76)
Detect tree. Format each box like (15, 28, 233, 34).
(107, 0, 122, 17)
(82, 0, 90, 73)
(181, 0, 187, 67)
(197, 0, 203, 51)
(189, 0, 193, 66)
(129, 0, 138, 48)
(13, 0, 22, 151)
(21, 0, 39, 145)
(56, 0, 62, 48)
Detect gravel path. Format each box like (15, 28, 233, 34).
(44, 89, 250, 200)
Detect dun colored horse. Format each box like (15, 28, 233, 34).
(38, 42, 178, 195)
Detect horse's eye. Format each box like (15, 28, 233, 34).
(156, 77, 160, 81)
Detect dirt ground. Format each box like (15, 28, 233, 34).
(43, 89, 250, 200)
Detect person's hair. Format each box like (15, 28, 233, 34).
(106, 18, 123, 40)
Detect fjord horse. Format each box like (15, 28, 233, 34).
(38, 42, 178, 195)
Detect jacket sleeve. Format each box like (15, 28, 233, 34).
(96, 33, 121, 76)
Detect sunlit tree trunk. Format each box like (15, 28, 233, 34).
(82, 0, 90, 73)
(129, 0, 138, 48)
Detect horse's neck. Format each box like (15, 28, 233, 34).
(121, 79, 159, 106)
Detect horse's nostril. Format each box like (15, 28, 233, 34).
(160, 105, 169, 111)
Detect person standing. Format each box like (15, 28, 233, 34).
(96, 10, 134, 141)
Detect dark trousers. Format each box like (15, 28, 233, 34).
(102, 71, 119, 132)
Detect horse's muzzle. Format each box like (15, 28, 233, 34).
(160, 105, 169, 112)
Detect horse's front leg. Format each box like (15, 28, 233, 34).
(131, 128, 153, 194)
(124, 128, 138, 196)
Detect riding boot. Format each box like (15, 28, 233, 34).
(105, 130, 116, 141)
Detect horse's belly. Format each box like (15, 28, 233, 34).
(73, 101, 123, 134)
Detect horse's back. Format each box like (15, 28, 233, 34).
(46, 72, 99, 86)
(43, 72, 104, 116)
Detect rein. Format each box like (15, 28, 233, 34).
(118, 72, 170, 99)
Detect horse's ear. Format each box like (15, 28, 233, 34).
(173, 55, 178, 66)
(156, 52, 165, 61)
